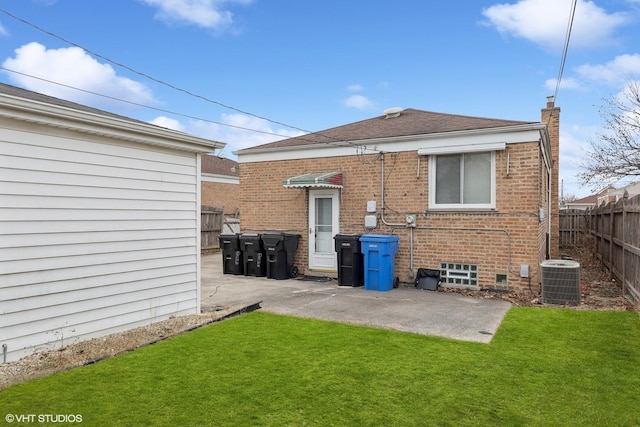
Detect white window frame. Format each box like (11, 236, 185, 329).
(428, 151, 497, 210)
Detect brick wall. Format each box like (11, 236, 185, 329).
(240, 140, 552, 292)
(542, 99, 561, 259)
(201, 181, 240, 215)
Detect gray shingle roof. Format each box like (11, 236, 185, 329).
(201, 154, 239, 177)
(243, 108, 535, 151)
(0, 81, 146, 124)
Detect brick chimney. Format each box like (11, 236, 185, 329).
(541, 96, 560, 259)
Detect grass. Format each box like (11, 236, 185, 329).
(1, 308, 639, 426)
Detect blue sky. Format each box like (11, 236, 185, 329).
(1, 0, 640, 198)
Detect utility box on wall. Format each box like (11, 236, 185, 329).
(364, 215, 377, 228)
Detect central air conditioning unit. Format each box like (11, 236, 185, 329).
(540, 260, 581, 305)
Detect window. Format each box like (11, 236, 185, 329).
(429, 151, 495, 209)
(439, 262, 479, 288)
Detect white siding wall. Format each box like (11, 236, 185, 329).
(1, 121, 200, 362)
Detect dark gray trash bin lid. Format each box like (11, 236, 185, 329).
(415, 268, 440, 291)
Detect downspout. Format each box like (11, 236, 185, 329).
(539, 134, 552, 259)
(548, 167, 552, 259)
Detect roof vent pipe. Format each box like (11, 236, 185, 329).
(383, 107, 404, 119)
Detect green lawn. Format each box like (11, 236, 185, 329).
(1, 308, 639, 426)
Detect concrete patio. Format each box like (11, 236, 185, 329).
(201, 253, 512, 343)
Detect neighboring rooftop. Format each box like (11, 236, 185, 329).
(201, 154, 239, 177)
(564, 194, 598, 206)
(239, 108, 535, 152)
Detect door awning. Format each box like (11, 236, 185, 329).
(282, 172, 343, 188)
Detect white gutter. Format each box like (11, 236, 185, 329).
(201, 173, 240, 185)
(0, 92, 224, 153)
(235, 123, 547, 163)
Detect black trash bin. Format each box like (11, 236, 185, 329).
(218, 233, 243, 275)
(261, 233, 301, 280)
(334, 234, 364, 287)
(239, 234, 266, 277)
(415, 268, 441, 291)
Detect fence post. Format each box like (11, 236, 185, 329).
(622, 197, 626, 297)
(608, 201, 614, 279)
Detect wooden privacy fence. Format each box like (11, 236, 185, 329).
(559, 208, 589, 247)
(580, 195, 640, 307)
(201, 206, 224, 251)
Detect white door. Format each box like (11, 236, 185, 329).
(308, 189, 340, 271)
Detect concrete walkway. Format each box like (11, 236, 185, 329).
(201, 253, 511, 343)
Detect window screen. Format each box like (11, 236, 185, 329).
(432, 151, 493, 208)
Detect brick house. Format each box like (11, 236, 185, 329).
(235, 98, 560, 292)
(201, 154, 239, 215)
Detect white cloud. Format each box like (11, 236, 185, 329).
(164, 113, 305, 158)
(559, 124, 599, 196)
(140, 0, 252, 31)
(544, 76, 584, 91)
(482, 0, 629, 51)
(1, 42, 157, 108)
(0, 22, 8, 37)
(347, 84, 363, 92)
(576, 54, 640, 85)
(343, 94, 374, 110)
(150, 116, 185, 131)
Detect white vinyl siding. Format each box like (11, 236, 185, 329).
(0, 125, 200, 362)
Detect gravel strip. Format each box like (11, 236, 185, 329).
(0, 306, 251, 391)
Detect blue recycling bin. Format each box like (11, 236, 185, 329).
(359, 234, 399, 291)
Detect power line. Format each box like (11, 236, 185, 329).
(553, 0, 577, 105)
(0, 65, 298, 139)
(0, 65, 383, 154)
(0, 7, 318, 136)
(0, 7, 388, 154)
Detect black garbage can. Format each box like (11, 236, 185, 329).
(334, 234, 364, 287)
(239, 234, 266, 277)
(261, 233, 301, 280)
(218, 233, 243, 275)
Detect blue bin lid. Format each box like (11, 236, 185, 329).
(359, 234, 399, 242)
